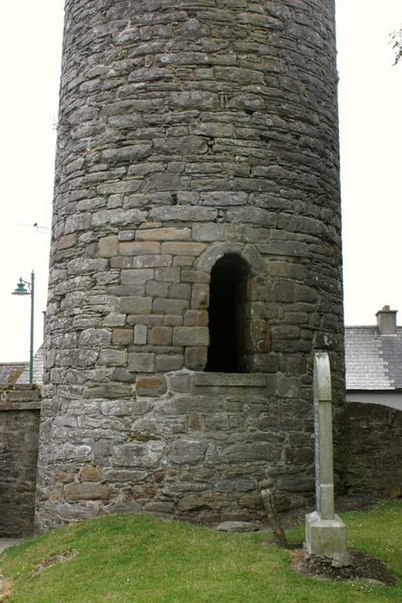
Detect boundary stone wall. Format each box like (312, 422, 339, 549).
(0, 385, 41, 537)
(344, 402, 402, 495)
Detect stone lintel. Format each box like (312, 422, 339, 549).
(0, 402, 41, 411)
(305, 511, 347, 556)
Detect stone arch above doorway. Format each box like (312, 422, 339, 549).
(195, 243, 267, 277)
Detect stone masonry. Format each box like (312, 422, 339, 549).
(0, 385, 41, 536)
(36, 0, 344, 531)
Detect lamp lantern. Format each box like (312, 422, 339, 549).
(12, 271, 35, 384)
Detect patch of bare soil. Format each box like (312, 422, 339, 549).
(31, 550, 77, 575)
(279, 493, 398, 586)
(291, 548, 396, 585)
(0, 577, 13, 602)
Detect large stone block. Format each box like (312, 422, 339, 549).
(99, 235, 118, 257)
(128, 353, 155, 373)
(135, 375, 167, 397)
(99, 349, 127, 366)
(84, 382, 133, 399)
(170, 440, 208, 464)
(173, 327, 209, 346)
(121, 269, 154, 285)
(155, 354, 183, 372)
(119, 241, 160, 256)
(102, 144, 153, 164)
(119, 296, 153, 314)
(161, 242, 207, 256)
(153, 298, 189, 315)
(150, 326, 172, 346)
(112, 441, 166, 468)
(137, 228, 191, 241)
(177, 493, 229, 512)
(65, 483, 111, 501)
(112, 328, 133, 345)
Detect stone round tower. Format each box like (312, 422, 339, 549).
(36, 0, 344, 531)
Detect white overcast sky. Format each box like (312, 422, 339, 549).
(0, 1, 401, 362)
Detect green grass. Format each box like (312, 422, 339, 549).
(1, 501, 401, 602)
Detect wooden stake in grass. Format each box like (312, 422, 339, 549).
(261, 489, 289, 548)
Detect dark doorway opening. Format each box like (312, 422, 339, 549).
(206, 254, 249, 373)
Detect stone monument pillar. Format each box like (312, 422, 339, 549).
(36, 0, 344, 531)
(305, 352, 347, 556)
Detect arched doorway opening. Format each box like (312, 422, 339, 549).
(206, 254, 249, 373)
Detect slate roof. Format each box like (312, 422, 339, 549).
(16, 346, 45, 385)
(0, 362, 27, 384)
(0, 347, 44, 385)
(345, 326, 402, 390)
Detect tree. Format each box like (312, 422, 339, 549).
(390, 27, 402, 65)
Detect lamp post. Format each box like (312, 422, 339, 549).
(12, 271, 35, 384)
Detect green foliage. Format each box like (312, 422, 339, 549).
(1, 502, 401, 602)
(390, 27, 402, 65)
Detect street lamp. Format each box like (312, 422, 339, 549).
(12, 271, 35, 384)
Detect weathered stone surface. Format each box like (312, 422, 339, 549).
(102, 144, 153, 164)
(177, 493, 229, 512)
(119, 296, 153, 315)
(37, 0, 345, 532)
(65, 483, 111, 501)
(99, 235, 118, 258)
(134, 324, 148, 345)
(135, 376, 167, 397)
(112, 328, 133, 345)
(170, 440, 208, 464)
(112, 442, 166, 468)
(79, 465, 102, 482)
(99, 349, 127, 366)
(344, 403, 402, 493)
(119, 241, 160, 256)
(155, 355, 183, 372)
(3, 397, 400, 538)
(0, 387, 40, 537)
(215, 521, 260, 533)
(128, 353, 155, 373)
(137, 228, 192, 241)
(84, 382, 133, 399)
(173, 327, 209, 346)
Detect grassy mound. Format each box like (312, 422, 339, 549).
(0, 501, 400, 602)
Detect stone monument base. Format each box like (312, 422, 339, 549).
(305, 511, 347, 556)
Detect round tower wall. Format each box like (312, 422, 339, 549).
(36, 0, 344, 531)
